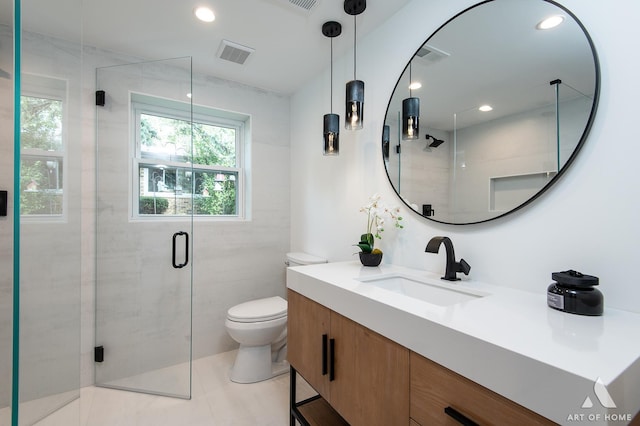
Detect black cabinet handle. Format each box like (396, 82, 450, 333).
(322, 334, 328, 375)
(329, 338, 335, 382)
(444, 406, 479, 426)
(172, 231, 189, 269)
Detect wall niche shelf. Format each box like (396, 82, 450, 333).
(489, 171, 557, 212)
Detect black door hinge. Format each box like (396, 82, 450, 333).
(94, 345, 104, 363)
(95, 90, 105, 107)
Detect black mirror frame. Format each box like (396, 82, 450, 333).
(382, 0, 600, 225)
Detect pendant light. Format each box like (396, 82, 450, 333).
(344, 0, 366, 130)
(402, 61, 420, 140)
(322, 21, 342, 156)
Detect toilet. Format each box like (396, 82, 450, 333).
(225, 252, 327, 383)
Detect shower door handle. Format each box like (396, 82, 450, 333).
(172, 231, 189, 269)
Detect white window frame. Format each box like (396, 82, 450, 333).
(130, 93, 248, 221)
(20, 74, 68, 221)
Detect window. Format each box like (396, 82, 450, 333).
(20, 75, 67, 217)
(132, 94, 247, 218)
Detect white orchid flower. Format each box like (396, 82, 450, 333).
(358, 194, 404, 252)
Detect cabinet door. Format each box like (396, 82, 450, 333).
(410, 352, 555, 426)
(287, 289, 331, 398)
(330, 312, 410, 426)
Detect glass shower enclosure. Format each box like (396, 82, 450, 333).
(5, 0, 83, 424)
(95, 58, 194, 399)
(4, 1, 195, 424)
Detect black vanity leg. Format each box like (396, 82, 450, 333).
(290, 365, 313, 426)
(290, 365, 297, 426)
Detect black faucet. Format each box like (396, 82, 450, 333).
(425, 236, 471, 281)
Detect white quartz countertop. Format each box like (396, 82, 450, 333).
(286, 261, 640, 425)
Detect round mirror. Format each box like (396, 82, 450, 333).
(383, 0, 599, 225)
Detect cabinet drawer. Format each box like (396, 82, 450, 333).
(410, 352, 555, 426)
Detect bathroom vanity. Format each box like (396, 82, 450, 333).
(286, 262, 640, 425)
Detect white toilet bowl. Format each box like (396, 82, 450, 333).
(224, 253, 327, 384)
(225, 296, 289, 383)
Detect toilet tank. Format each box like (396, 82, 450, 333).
(285, 252, 327, 267)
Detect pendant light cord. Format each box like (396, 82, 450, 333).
(330, 37, 334, 113)
(353, 15, 357, 80)
(409, 62, 412, 97)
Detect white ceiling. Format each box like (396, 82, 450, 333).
(2, 0, 597, 132)
(1, 0, 410, 94)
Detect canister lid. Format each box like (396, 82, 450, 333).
(552, 270, 599, 288)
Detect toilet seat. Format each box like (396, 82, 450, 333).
(227, 296, 287, 323)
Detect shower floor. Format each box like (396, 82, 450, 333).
(3, 350, 315, 426)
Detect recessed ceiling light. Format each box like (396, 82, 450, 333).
(194, 6, 215, 23)
(409, 82, 422, 90)
(479, 105, 493, 112)
(536, 15, 564, 30)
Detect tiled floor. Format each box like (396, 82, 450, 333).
(6, 350, 314, 426)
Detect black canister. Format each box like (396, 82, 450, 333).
(547, 270, 603, 316)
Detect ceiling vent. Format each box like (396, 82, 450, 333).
(288, 0, 318, 10)
(415, 44, 450, 66)
(217, 40, 255, 65)
(268, 0, 320, 14)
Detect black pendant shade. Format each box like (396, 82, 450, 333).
(344, 0, 366, 131)
(345, 79, 364, 130)
(402, 97, 420, 140)
(322, 21, 342, 156)
(324, 113, 340, 155)
(402, 61, 420, 140)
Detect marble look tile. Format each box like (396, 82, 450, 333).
(0, 406, 10, 426)
(31, 397, 80, 426)
(26, 351, 316, 425)
(9, 390, 79, 426)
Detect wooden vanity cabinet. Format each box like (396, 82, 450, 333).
(289, 289, 558, 426)
(287, 289, 410, 426)
(287, 289, 331, 399)
(410, 352, 555, 426)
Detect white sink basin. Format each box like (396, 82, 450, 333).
(356, 273, 489, 307)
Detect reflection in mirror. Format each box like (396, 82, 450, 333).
(384, 0, 599, 225)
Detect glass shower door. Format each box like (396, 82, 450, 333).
(95, 58, 193, 399)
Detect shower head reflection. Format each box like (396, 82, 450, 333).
(425, 134, 445, 148)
